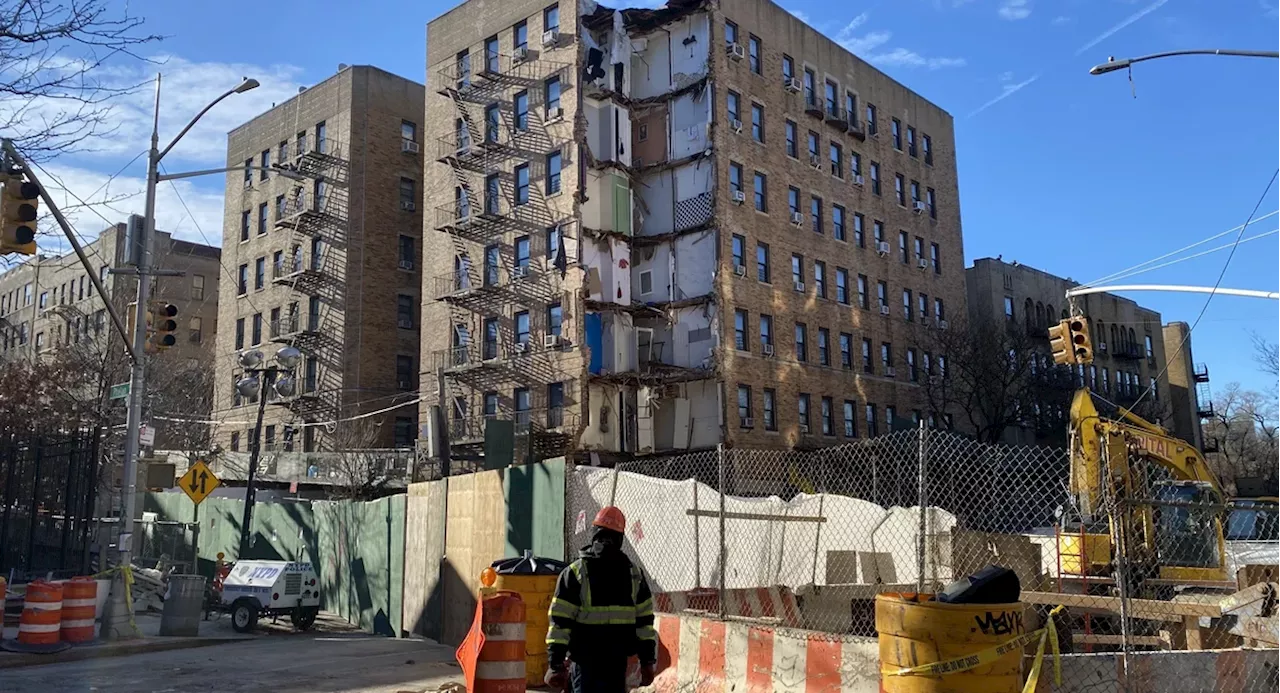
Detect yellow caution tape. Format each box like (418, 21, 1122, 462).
(884, 604, 1065, 693)
(88, 564, 142, 636)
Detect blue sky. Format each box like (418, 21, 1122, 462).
(27, 0, 1280, 394)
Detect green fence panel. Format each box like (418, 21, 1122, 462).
(503, 457, 565, 560)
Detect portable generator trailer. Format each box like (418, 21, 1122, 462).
(214, 560, 321, 633)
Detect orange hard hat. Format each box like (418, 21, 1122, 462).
(593, 506, 626, 533)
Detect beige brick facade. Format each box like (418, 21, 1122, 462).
(214, 66, 425, 453)
(421, 0, 967, 465)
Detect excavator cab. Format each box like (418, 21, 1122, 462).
(1151, 480, 1223, 571)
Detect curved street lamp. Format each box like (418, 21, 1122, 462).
(1090, 49, 1279, 75)
(236, 345, 304, 557)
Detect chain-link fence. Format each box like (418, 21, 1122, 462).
(566, 427, 1279, 691)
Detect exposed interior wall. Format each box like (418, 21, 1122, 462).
(628, 13, 709, 99)
(586, 311, 636, 375)
(581, 171, 632, 235)
(670, 90, 711, 160)
(636, 304, 717, 369)
(645, 379, 719, 452)
(632, 231, 716, 303)
(581, 382, 638, 452)
(585, 99, 633, 167)
(583, 236, 631, 304)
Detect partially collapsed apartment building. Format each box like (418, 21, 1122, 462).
(422, 0, 966, 467)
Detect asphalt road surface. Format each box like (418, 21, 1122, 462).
(0, 633, 465, 693)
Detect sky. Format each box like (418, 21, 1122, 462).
(14, 0, 1280, 394)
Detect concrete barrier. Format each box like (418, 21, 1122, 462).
(650, 612, 880, 693)
(654, 587, 802, 627)
(1043, 648, 1277, 693)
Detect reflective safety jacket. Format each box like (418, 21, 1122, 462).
(546, 548, 656, 668)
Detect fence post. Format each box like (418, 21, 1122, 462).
(25, 436, 44, 573)
(717, 444, 726, 619)
(916, 421, 927, 594)
(692, 478, 700, 590)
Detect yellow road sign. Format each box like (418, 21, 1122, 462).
(178, 460, 221, 505)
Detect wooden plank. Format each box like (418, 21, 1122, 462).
(1183, 615, 1203, 650)
(1074, 633, 1169, 648)
(1021, 590, 1222, 620)
(1218, 582, 1274, 616)
(685, 509, 826, 523)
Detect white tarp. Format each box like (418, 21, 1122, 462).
(569, 465, 957, 594)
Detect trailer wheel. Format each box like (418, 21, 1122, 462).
(231, 599, 259, 633)
(292, 605, 319, 631)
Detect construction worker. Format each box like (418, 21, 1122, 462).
(545, 506, 657, 693)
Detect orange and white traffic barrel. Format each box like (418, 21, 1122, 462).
(476, 590, 527, 693)
(18, 580, 63, 646)
(60, 577, 98, 643)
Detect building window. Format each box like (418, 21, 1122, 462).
(927, 188, 937, 219)
(821, 397, 834, 436)
(737, 385, 753, 427)
(254, 257, 265, 290)
(235, 318, 245, 350)
(748, 35, 761, 74)
(484, 104, 500, 143)
(810, 196, 822, 234)
(243, 158, 252, 186)
(731, 234, 745, 268)
(727, 91, 740, 123)
(399, 235, 415, 267)
(807, 130, 819, 159)
(782, 55, 793, 81)
(756, 241, 770, 282)
(547, 151, 562, 194)
(546, 225, 562, 260)
(817, 327, 830, 366)
(877, 280, 888, 310)
(907, 126, 917, 157)
(1004, 296, 1015, 320)
(482, 317, 499, 360)
(833, 204, 846, 241)
(759, 314, 773, 349)
(547, 302, 563, 337)
(908, 348, 919, 382)
(791, 253, 803, 289)
(753, 171, 767, 211)
(886, 406, 897, 431)
(899, 230, 909, 263)
(400, 177, 416, 207)
(857, 274, 868, 309)
(891, 118, 902, 149)
(231, 432, 241, 451)
(795, 322, 807, 362)
(830, 142, 843, 179)
(514, 91, 529, 130)
(484, 35, 500, 73)
(895, 174, 905, 206)
(784, 120, 797, 158)
(853, 214, 865, 247)
(734, 309, 748, 351)
(751, 103, 764, 142)
(824, 79, 838, 117)
(257, 202, 269, 235)
(850, 151, 862, 179)
(931, 243, 940, 274)
(903, 289, 913, 321)
(252, 313, 262, 345)
(237, 264, 248, 295)
(788, 186, 800, 215)
(798, 393, 811, 431)
(814, 261, 826, 298)
(870, 162, 880, 195)
(729, 162, 743, 195)
(803, 67, 816, 107)
(835, 268, 848, 304)
(515, 311, 530, 346)
(240, 210, 250, 242)
(935, 298, 945, 322)
(1145, 334, 1154, 358)
(923, 134, 933, 165)
(919, 293, 929, 321)
(910, 180, 921, 206)
(545, 76, 561, 114)
(544, 3, 560, 32)
(724, 20, 737, 45)
(38, 291, 47, 309)
(260, 149, 271, 180)
(189, 317, 203, 344)
(397, 294, 414, 328)
(514, 236, 530, 272)
(866, 103, 877, 136)
(515, 163, 530, 204)
(763, 389, 777, 430)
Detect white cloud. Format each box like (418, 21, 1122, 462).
(998, 0, 1032, 20)
(1051, 15, 1073, 25)
(1075, 0, 1170, 56)
(835, 13, 967, 70)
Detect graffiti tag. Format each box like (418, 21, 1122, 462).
(974, 610, 1024, 636)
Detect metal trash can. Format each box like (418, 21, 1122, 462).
(159, 574, 207, 637)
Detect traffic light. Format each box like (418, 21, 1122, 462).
(1066, 316, 1093, 365)
(1048, 318, 1077, 366)
(148, 302, 178, 352)
(1, 173, 38, 255)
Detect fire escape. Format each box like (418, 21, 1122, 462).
(430, 49, 577, 464)
(268, 134, 349, 422)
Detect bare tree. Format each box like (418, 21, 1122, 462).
(0, 0, 162, 160)
(1251, 331, 1279, 381)
(326, 419, 396, 501)
(913, 315, 1073, 444)
(1203, 383, 1279, 493)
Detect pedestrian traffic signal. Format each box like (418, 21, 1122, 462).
(1066, 317, 1093, 365)
(1048, 318, 1077, 366)
(149, 302, 178, 351)
(1, 173, 38, 255)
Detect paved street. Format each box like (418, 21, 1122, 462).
(0, 632, 464, 693)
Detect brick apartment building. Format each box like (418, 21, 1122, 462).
(421, 0, 966, 470)
(213, 65, 426, 455)
(966, 257, 1207, 448)
(0, 222, 221, 447)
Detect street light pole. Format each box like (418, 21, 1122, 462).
(102, 73, 259, 640)
(234, 346, 301, 558)
(1089, 49, 1279, 75)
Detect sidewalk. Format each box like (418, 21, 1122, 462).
(0, 609, 356, 669)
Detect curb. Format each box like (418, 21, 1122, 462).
(0, 635, 248, 669)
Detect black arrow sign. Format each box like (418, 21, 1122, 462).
(187, 469, 210, 496)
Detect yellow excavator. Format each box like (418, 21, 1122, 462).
(1050, 318, 1230, 591)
